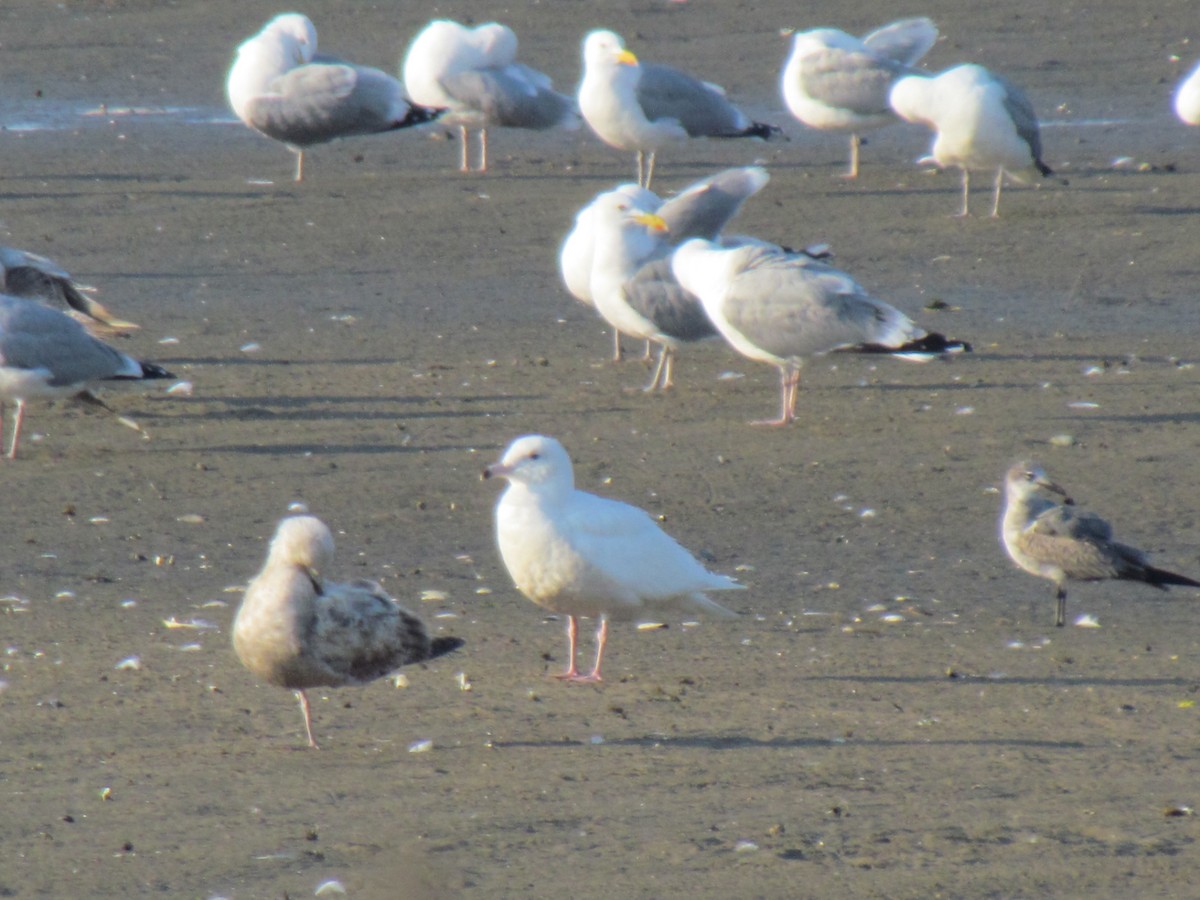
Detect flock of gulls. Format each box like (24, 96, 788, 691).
(4, 11, 1200, 747)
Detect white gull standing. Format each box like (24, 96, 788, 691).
(781, 17, 938, 178)
(0, 295, 173, 458)
(227, 13, 443, 181)
(233, 515, 464, 748)
(671, 239, 969, 425)
(483, 434, 742, 683)
(578, 29, 779, 188)
(1174, 58, 1200, 125)
(402, 19, 578, 172)
(1001, 462, 1200, 628)
(889, 63, 1052, 216)
(560, 166, 770, 365)
(0, 245, 138, 336)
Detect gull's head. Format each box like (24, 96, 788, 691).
(592, 190, 668, 234)
(584, 30, 637, 67)
(483, 434, 574, 492)
(669, 237, 727, 296)
(1004, 462, 1072, 503)
(264, 13, 318, 60)
(265, 515, 335, 587)
(475, 22, 518, 61)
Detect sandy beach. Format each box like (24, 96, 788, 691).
(4, 1, 1200, 897)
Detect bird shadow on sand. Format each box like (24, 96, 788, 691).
(489, 733, 1087, 751)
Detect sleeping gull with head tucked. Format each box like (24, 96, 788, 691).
(402, 19, 578, 172)
(579, 29, 779, 188)
(560, 166, 770, 367)
(0, 295, 173, 458)
(227, 13, 443, 181)
(233, 514, 464, 748)
(889, 63, 1052, 216)
(1001, 462, 1200, 628)
(671, 239, 969, 425)
(483, 434, 742, 683)
(0, 245, 138, 336)
(781, 17, 938, 177)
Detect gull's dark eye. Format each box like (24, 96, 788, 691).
(529, 452, 541, 460)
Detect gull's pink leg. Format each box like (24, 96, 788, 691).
(459, 125, 470, 172)
(990, 168, 1003, 218)
(837, 133, 861, 179)
(955, 169, 971, 217)
(570, 618, 607, 683)
(479, 129, 489, 173)
(295, 689, 320, 749)
(552, 616, 581, 680)
(752, 367, 798, 426)
(6, 399, 27, 458)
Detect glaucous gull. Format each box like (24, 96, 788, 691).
(483, 434, 742, 683)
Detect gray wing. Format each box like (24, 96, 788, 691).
(996, 75, 1046, 164)
(308, 580, 435, 685)
(0, 297, 138, 386)
(637, 63, 746, 135)
(657, 167, 768, 242)
(1030, 505, 1113, 543)
(719, 252, 897, 358)
(245, 63, 411, 146)
(861, 17, 938, 66)
(623, 258, 716, 342)
(438, 65, 575, 129)
(800, 49, 913, 116)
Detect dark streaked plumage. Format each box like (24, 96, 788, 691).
(1001, 462, 1200, 627)
(233, 515, 463, 748)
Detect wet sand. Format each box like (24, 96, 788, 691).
(3, 1, 1200, 897)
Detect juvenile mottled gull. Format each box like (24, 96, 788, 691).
(233, 515, 464, 748)
(560, 166, 770, 366)
(403, 19, 578, 172)
(0, 295, 173, 458)
(889, 63, 1052, 216)
(1174, 58, 1200, 125)
(483, 434, 741, 683)
(781, 17, 938, 177)
(227, 13, 442, 181)
(579, 29, 779, 188)
(1001, 462, 1200, 628)
(671, 239, 969, 425)
(0, 245, 138, 336)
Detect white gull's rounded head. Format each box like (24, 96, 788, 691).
(484, 434, 575, 490)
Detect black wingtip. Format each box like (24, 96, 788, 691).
(397, 104, 445, 129)
(1144, 566, 1200, 590)
(1036, 159, 1053, 178)
(429, 636, 465, 660)
(846, 332, 972, 358)
(744, 121, 783, 141)
(139, 361, 175, 379)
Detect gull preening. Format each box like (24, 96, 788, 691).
(402, 19, 578, 172)
(560, 166, 770, 372)
(0, 245, 138, 336)
(781, 17, 938, 178)
(0, 295, 173, 458)
(1001, 462, 1200, 627)
(579, 29, 779, 188)
(483, 434, 742, 683)
(227, 13, 442, 181)
(1174, 59, 1200, 125)
(889, 63, 1052, 217)
(233, 515, 464, 748)
(671, 239, 969, 425)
